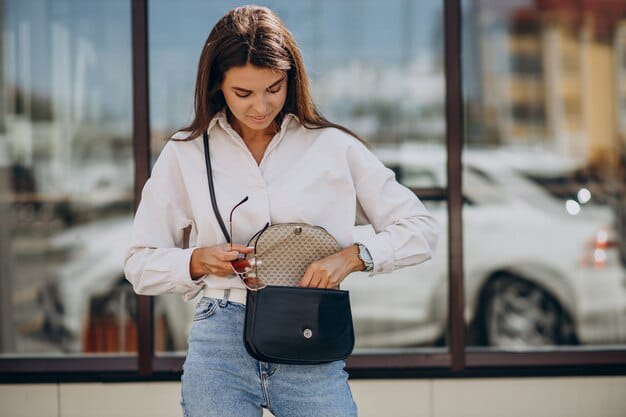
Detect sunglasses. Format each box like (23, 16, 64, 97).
(229, 196, 267, 291)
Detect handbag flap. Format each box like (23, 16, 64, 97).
(248, 223, 340, 287)
(244, 286, 354, 364)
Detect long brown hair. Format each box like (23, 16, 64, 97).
(174, 5, 364, 143)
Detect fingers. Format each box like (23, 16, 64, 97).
(218, 244, 252, 261)
(220, 250, 241, 262)
(229, 243, 255, 254)
(300, 266, 314, 288)
(308, 273, 322, 288)
(201, 244, 254, 277)
(300, 263, 332, 288)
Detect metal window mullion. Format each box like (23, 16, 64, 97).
(444, 0, 465, 372)
(131, 0, 153, 376)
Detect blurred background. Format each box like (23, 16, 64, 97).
(0, 0, 624, 361)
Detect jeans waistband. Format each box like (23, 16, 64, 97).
(202, 287, 248, 305)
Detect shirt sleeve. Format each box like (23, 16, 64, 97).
(123, 141, 205, 300)
(347, 140, 440, 275)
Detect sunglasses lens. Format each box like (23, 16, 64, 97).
(230, 258, 266, 290)
(231, 258, 249, 273)
(240, 276, 266, 290)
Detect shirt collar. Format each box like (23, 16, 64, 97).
(207, 111, 301, 161)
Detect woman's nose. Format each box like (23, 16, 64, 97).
(251, 96, 271, 115)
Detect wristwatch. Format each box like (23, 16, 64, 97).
(355, 243, 374, 272)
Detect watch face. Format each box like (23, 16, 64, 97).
(358, 244, 373, 271)
(359, 245, 371, 262)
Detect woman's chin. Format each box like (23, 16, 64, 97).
(244, 121, 271, 131)
(244, 118, 277, 132)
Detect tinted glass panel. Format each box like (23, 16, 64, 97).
(463, 0, 626, 350)
(0, 0, 134, 355)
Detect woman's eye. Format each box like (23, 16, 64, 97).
(234, 86, 280, 98)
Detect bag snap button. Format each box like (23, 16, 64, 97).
(303, 329, 313, 339)
(294, 226, 302, 235)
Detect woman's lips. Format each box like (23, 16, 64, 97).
(248, 113, 270, 123)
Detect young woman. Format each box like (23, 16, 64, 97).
(124, 5, 439, 417)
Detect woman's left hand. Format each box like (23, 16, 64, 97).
(299, 244, 365, 289)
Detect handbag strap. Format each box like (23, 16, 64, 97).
(203, 131, 231, 243)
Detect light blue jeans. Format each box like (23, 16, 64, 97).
(180, 294, 358, 417)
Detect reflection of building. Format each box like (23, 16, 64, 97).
(467, 0, 626, 170)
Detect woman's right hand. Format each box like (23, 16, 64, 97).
(190, 244, 254, 279)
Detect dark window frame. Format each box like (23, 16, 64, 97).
(1, 0, 626, 382)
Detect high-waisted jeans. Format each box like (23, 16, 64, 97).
(180, 293, 358, 417)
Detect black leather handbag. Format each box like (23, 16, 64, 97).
(202, 132, 355, 364)
(244, 286, 354, 364)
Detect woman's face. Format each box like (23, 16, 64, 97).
(221, 63, 288, 134)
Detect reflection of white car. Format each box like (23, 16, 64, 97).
(352, 144, 625, 347)
(40, 146, 626, 351)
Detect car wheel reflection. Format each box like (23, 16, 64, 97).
(481, 274, 578, 348)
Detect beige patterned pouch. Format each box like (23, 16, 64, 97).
(245, 223, 340, 287)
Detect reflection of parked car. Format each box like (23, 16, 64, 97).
(358, 144, 625, 347)
(40, 146, 626, 352)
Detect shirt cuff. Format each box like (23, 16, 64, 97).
(354, 233, 395, 276)
(173, 247, 205, 291)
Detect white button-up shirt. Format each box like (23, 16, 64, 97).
(124, 110, 439, 301)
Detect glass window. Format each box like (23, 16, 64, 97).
(148, 0, 447, 354)
(463, 0, 626, 350)
(0, 0, 134, 355)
